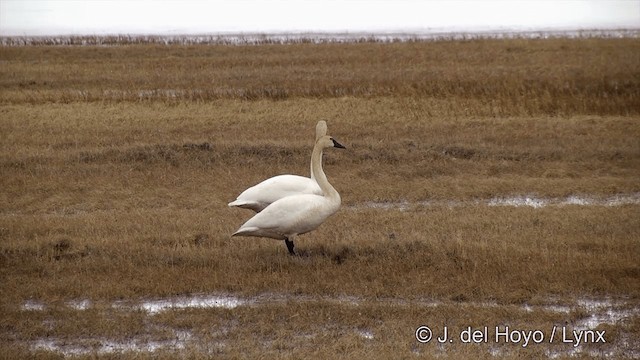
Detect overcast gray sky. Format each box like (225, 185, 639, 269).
(1, 0, 639, 36)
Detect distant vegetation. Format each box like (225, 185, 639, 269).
(1, 36, 639, 116)
(2, 29, 639, 46)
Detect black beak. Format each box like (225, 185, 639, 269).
(331, 138, 346, 149)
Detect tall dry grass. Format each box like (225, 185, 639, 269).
(1, 38, 639, 115)
(1, 37, 639, 358)
(1, 99, 638, 303)
(2, 100, 638, 209)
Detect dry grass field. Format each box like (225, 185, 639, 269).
(1, 36, 639, 358)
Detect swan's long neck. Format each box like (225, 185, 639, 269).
(310, 121, 328, 181)
(311, 142, 340, 204)
(310, 157, 316, 181)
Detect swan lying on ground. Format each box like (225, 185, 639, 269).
(232, 135, 345, 255)
(227, 121, 327, 212)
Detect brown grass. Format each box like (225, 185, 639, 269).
(1, 37, 639, 115)
(1, 37, 639, 358)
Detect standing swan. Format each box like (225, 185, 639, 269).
(227, 121, 328, 212)
(231, 135, 345, 255)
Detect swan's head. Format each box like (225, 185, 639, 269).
(317, 135, 346, 150)
(315, 120, 328, 141)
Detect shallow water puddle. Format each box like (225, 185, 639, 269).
(347, 193, 640, 211)
(357, 329, 375, 340)
(21, 299, 46, 311)
(21, 294, 638, 357)
(67, 299, 92, 311)
(31, 330, 194, 356)
(133, 294, 245, 314)
(23, 294, 638, 323)
(573, 298, 634, 331)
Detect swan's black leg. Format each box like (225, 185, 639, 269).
(285, 238, 295, 256)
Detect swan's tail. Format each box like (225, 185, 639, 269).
(228, 200, 265, 212)
(232, 226, 286, 240)
(231, 227, 253, 237)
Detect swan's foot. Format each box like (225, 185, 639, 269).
(285, 238, 296, 256)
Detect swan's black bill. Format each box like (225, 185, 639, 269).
(331, 138, 346, 149)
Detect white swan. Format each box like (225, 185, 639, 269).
(232, 135, 345, 255)
(227, 121, 328, 212)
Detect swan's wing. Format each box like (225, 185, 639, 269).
(230, 175, 321, 209)
(234, 194, 329, 238)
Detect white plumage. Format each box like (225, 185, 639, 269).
(227, 121, 328, 212)
(232, 135, 345, 255)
